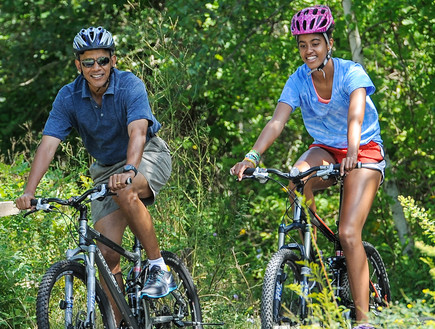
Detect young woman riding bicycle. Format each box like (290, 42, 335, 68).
(230, 5, 386, 329)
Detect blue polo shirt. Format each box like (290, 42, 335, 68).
(43, 68, 161, 165)
(278, 58, 382, 148)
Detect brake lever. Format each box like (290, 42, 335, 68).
(315, 163, 336, 180)
(89, 184, 112, 201)
(241, 167, 269, 184)
(23, 209, 38, 218)
(24, 199, 52, 217)
(239, 175, 255, 182)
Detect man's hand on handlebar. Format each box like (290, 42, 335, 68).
(15, 192, 36, 210)
(108, 173, 134, 191)
(230, 160, 255, 181)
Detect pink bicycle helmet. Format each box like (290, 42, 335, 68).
(291, 5, 334, 36)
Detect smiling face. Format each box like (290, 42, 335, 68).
(297, 33, 333, 69)
(75, 49, 116, 93)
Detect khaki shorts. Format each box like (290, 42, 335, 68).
(89, 136, 172, 224)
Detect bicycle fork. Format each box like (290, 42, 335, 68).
(276, 205, 314, 321)
(300, 223, 313, 319)
(64, 245, 98, 327)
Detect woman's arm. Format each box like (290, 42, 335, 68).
(342, 87, 366, 175)
(231, 102, 293, 180)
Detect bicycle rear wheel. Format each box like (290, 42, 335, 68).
(339, 241, 391, 319)
(261, 248, 303, 329)
(143, 250, 203, 329)
(36, 260, 115, 329)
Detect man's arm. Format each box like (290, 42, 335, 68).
(108, 119, 148, 190)
(15, 135, 61, 209)
(125, 119, 148, 169)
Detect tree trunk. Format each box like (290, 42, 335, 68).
(342, 0, 365, 66)
(341, 0, 413, 255)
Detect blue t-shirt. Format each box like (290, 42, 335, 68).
(43, 68, 161, 165)
(278, 58, 382, 148)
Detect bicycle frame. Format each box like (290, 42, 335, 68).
(64, 205, 143, 328)
(244, 164, 390, 326)
(31, 185, 207, 329)
(276, 174, 344, 319)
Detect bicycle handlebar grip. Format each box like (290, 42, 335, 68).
(243, 168, 256, 175)
(332, 162, 363, 170)
(30, 199, 37, 206)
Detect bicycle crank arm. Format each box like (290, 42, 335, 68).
(180, 321, 225, 326)
(153, 317, 225, 327)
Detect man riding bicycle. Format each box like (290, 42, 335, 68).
(15, 26, 176, 327)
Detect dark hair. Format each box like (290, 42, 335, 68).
(296, 24, 335, 43)
(326, 24, 335, 39)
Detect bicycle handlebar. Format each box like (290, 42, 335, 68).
(26, 177, 134, 216)
(26, 184, 115, 217)
(242, 162, 364, 184)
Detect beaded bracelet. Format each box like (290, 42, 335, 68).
(244, 149, 261, 167)
(243, 156, 257, 167)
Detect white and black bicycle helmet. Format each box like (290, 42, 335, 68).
(73, 26, 115, 57)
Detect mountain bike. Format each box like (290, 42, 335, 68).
(24, 183, 205, 329)
(241, 163, 391, 328)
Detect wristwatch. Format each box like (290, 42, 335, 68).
(123, 164, 138, 177)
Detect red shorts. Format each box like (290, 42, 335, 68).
(309, 141, 384, 164)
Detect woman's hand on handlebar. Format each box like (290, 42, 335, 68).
(230, 160, 255, 181)
(340, 154, 358, 176)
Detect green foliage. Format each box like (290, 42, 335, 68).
(0, 0, 433, 327)
(399, 195, 435, 280)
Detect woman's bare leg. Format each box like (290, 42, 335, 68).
(339, 168, 381, 322)
(291, 147, 336, 239)
(292, 147, 336, 209)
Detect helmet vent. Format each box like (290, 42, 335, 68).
(73, 26, 115, 54)
(291, 5, 334, 36)
(319, 18, 327, 28)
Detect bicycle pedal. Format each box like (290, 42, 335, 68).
(117, 319, 129, 329)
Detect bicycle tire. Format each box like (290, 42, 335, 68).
(261, 248, 303, 329)
(36, 260, 116, 329)
(340, 241, 391, 319)
(143, 250, 203, 329)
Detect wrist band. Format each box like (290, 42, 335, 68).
(243, 157, 257, 167)
(244, 149, 261, 167)
(249, 149, 261, 158)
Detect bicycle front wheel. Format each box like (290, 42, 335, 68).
(144, 251, 203, 328)
(261, 248, 303, 329)
(36, 260, 116, 329)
